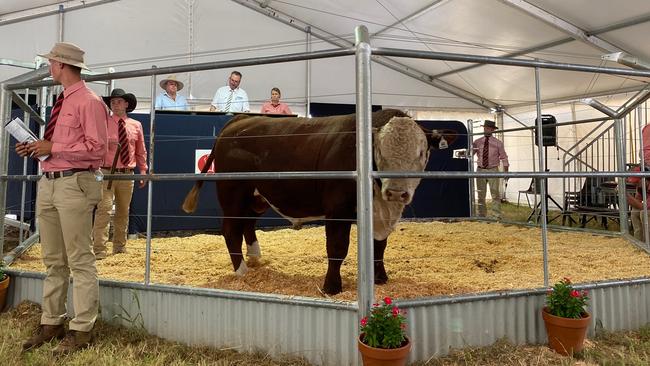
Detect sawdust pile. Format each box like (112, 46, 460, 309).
(10, 221, 650, 301)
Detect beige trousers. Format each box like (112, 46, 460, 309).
(476, 167, 501, 219)
(93, 170, 134, 253)
(631, 209, 648, 241)
(37, 171, 102, 332)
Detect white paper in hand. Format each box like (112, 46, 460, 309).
(5, 117, 49, 161)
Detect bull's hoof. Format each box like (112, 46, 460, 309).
(235, 261, 249, 276)
(374, 272, 388, 285)
(322, 281, 342, 295)
(246, 240, 262, 258)
(374, 263, 388, 284)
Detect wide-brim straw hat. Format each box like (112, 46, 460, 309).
(38, 42, 89, 70)
(159, 75, 184, 91)
(103, 88, 137, 113)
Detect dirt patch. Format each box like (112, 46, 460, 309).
(3, 225, 29, 255)
(10, 221, 650, 301)
(474, 259, 499, 273)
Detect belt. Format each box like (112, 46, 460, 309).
(44, 168, 91, 179)
(101, 167, 133, 173)
(478, 166, 498, 170)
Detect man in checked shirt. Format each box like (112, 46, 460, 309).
(15, 42, 108, 354)
(93, 88, 148, 259)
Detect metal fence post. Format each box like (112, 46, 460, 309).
(355, 25, 374, 330)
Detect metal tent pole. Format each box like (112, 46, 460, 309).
(467, 119, 476, 217)
(144, 68, 157, 285)
(0, 84, 11, 259)
(534, 67, 549, 287)
(355, 25, 374, 324)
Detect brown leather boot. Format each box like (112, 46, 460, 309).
(52, 330, 92, 355)
(22, 324, 65, 351)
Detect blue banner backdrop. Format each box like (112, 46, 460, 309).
(5, 109, 470, 234)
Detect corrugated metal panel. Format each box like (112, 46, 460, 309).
(7, 270, 650, 366)
(403, 292, 547, 361)
(6, 270, 358, 366)
(400, 278, 650, 363)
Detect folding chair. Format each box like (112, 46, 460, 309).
(517, 178, 539, 208)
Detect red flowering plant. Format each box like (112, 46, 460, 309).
(359, 297, 408, 349)
(545, 278, 589, 319)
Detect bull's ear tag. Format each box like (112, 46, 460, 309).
(439, 137, 448, 149)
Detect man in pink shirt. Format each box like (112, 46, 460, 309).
(628, 126, 650, 241)
(472, 120, 509, 219)
(15, 42, 108, 354)
(93, 88, 148, 259)
(260, 87, 292, 115)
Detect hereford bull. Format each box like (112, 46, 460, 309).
(182, 109, 456, 295)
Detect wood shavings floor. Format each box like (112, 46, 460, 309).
(10, 221, 650, 301)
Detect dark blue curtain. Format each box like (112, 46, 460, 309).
(128, 113, 469, 233)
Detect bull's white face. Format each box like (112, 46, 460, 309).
(373, 117, 430, 204)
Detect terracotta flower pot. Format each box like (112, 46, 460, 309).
(0, 275, 10, 312)
(541, 307, 591, 355)
(358, 334, 411, 366)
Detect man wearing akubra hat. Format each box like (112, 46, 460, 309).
(15, 42, 108, 354)
(472, 119, 509, 219)
(154, 74, 188, 110)
(93, 88, 148, 260)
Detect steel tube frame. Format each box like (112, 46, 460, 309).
(3, 171, 358, 182)
(144, 70, 157, 285)
(467, 119, 476, 216)
(0, 84, 12, 258)
(19, 88, 30, 246)
(471, 116, 611, 138)
(3, 233, 39, 265)
(9, 170, 650, 182)
(373, 47, 650, 78)
(355, 25, 374, 329)
(305, 27, 312, 117)
(533, 67, 549, 287)
(508, 84, 650, 109)
(614, 118, 629, 234)
(11, 92, 45, 126)
(637, 105, 649, 248)
(7, 49, 356, 90)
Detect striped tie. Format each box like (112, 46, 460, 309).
(224, 90, 234, 112)
(118, 119, 130, 166)
(43, 93, 64, 141)
(482, 136, 490, 168)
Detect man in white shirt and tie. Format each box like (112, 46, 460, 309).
(209, 70, 250, 113)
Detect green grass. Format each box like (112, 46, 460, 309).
(4, 301, 650, 365)
(500, 200, 622, 232)
(1, 301, 311, 366)
(411, 326, 650, 365)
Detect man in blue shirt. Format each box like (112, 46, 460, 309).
(155, 75, 189, 111)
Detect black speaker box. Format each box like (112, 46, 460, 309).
(534, 114, 557, 147)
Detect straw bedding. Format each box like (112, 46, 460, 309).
(10, 221, 650, 301)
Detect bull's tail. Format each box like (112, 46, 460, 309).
(182, 139, 218, 213)
(181, 185, 202, 213)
